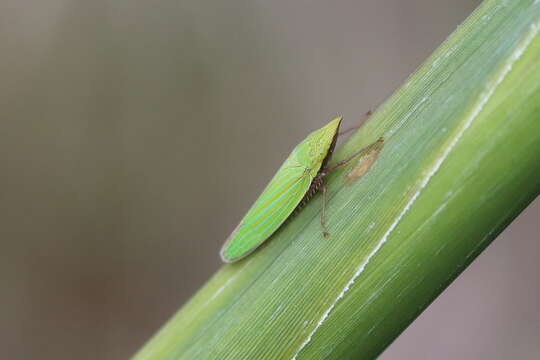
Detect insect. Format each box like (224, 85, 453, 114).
(220, 116, 382, 263)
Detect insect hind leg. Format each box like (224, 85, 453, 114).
(320, 182, 329, 237)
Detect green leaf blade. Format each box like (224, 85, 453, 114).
(134, 1, 540, 359)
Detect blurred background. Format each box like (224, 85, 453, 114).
(2, 0, 538, 359)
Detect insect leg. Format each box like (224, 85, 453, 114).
(320, 182, 330, 238)
(325, 137, 384, 173)
(337, 110, 372, 137)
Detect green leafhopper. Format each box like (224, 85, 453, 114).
(220, 117, 382, 263)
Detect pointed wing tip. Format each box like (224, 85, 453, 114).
(220, 237, 236, 263)
(221, 223, 254, 263)
(220, 247, 247, 263)
(220, 252, 235, 263)
(220, 234, 261, 263)
(219, 224, 241, 263)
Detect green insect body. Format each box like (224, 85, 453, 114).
(220, 117, 343, 263)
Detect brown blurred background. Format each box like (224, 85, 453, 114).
(1, 0, 538, 359)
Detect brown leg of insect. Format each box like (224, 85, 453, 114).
(324, 137, 384, 173)
(337, 110, 373, 137)
(320, 182, 330, 238)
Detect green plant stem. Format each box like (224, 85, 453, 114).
(134, 1, 540, 359)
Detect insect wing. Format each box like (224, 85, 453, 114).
(221, 160, 311, 262)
